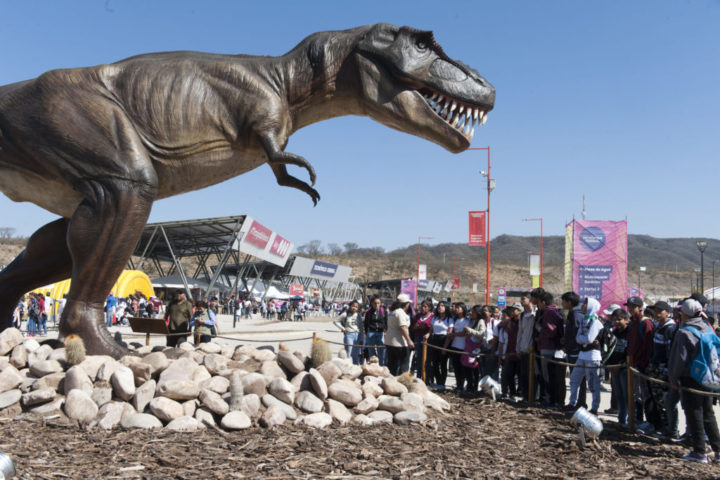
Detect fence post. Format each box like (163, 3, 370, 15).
(312, 331, 317, 342)
(627, 355, 635, 430)
(421, 342, 428, 383)
(146, 333, 150, 346)
(528, 347, 535, 403)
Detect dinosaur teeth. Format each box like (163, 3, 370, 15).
(473, 108, 478, 121)
(480, 111, 488, 125)
(469, 127, 475, 141)
(450, 101, 457, 112)
(458, 105, 464, 115)
(464, 123, 471, 135)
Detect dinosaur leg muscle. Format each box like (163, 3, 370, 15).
(59, 178, 156, 358)
(0, 218, 72, 330)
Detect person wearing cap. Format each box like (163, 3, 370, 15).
(497, 302, 522, 398)
(561, 291, 587, 410)
(385, 294, 414, 375)
(625, 295, 654, 425)
(645, 301, 678, 437)
(668, 298, 720, 464)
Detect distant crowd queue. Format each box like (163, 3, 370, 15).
(331, 289, 720, 465)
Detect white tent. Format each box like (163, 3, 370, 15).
(252, 285, 290, 300)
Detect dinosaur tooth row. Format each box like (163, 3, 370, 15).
(422, 92, 488, 141)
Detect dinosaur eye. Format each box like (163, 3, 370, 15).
(416, 40, 427, 50)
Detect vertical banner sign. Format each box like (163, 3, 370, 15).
(569, 220, 628, 312)
(401, 279, 417, 305)
(529, 254, 541, 276)
(418, 264, 427, 281)
(564, 224, 573, 291)
(452, 277, 460, 289)
(468, 211, 486, 246)
(472, 283, 478, 293)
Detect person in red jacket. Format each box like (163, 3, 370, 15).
(625, 296, 654, 428)
(536, 292, 566, 408)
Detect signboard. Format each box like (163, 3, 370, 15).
(400, 279, 417, 305)
(468, 211, 486, 246)
(432, 282, 443, 294)
(443, 280, 452, 292)
(288, 256, 352, 283)
(452, 277, 460, 289)
(472, 283, 478, 293)
(233, 216, 294, 267)
(498, 287, 506, 296)
(497, 295, 506, 307)
(418, 264, 427, 281)
(289, 284, 304, 296)
(529, 254, 540, 276)
(311, 260, 338, 278)
(311, 288, 322, 297)
(566, 220, 628, 312)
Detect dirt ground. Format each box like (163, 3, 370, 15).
(1, 392, 717, 480)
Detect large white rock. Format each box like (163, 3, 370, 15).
(423, 390, 451, 412)
(260, 360, 285, 379)
(194, 407, 215, 427)
(290, 372, 312, 392)
(98, 402, 126, 430)
(261, 394, 297, 420)
(316, 362, 342, 386)
(111, 365, 136, 401)
(294, 391, 324, 413)
(0, 365, 24, 393)
(260, 404, 285, 427)
(78, 355, 113, 380)
(277, 351, 305, 374)
(354, 396, 379, 415)
(408, 379, 429, 395)
(190, 365, 212, 384)
(30, 395, 65, 415)
(10, 345, 28, 369)
(308, 368, 328, 400)
(132, 379, 157, 412)
(328, 383, 362, 407)
(92, 382, 113, 407)
(0, 389, 21, 409)
(240, 394, 261, 418)
(155, 380, 200, 400)
(65, 389, 98, 423)
(368, 410, 393, 424)
(48, 348, 67, 364)
(199, 389, 229, 416)
(0, 356, 8, 370)
(150, 396, 185, 422)
(400, 392, 425, 413)
(297, 412, 332, 429)
(240, 373, 267, 396)
(121, 413, 163, 429)
(198, 342, 222, 354)
(344, 365, 363, 380)
(382, 377, 408, 396)
(268, 378, 295, 405)
(141, 352, 169, 376)
(362, 363, 386, 378)
(200, 375, 230, 395)
(166, 416, 201, 432)
(0, 328, 23, 356)
(394, 411, 428, 425)
(252, 349, 276, 362)
(362, 382, 384, 398)
(352, 414, 374, 426)
(220, 411, 252, 430)
(32, 372, 65, 393)
(64, 366, 93, 396)
(377, 395, 404, 414)
(22, 337, 41, 353)
(327, 399, 352, 425)
(182, 399, 197, 418)
(28, 359, 63, 377)
(95, 358, 119, 382)
(158, 357, 196, 385)
(128, 361, 153, 387)
(33, 344, 53, 361)
(203, 354, 229, 375)
(21, 387, 56, 406)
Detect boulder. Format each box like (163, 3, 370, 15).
(394, 411, 428, 425)
(158, 357, 196, 385)
(30, 395, 65, 415)
(261, 394, 297, 420)
(354, 396, 379, 415)
(128, 361, 153, 386)
(377, 395, 404, 414)
(240, 394, 261, 418)
(308, 368, 328, 400)
(150, 396, 185, 422)
(232, 345, 256, 360)
(22, 337, 41, 353)
(48, 348, 67, 364)
(290, 371, 312, 392)
(191, 365, 212, 384)
(0, 365, 24, 393)
(240, 373, 267, 396)
(220, 411, 252, 430)
(400, 392, 425, 413)
(260, 404, 285, 428)
(9, 344, 28, 369)
(166, 416, 201, 432)
(328, 383, 362, 407)
(28, 359, 63, 377)
(327, 399, 352, 425)
(277, 351, 305, 374)
(362, 382, 384, 398)
(194, 407, 216, 427)
(352, 414, 374, 426)
(408, 379, 429, 395)
(368, 410, 393, 424)
(32, 372, 65, 393)
(198, 342, 222, 354)
(294, 391, 323, 413)
(21, 387, 56, 407)
(65, 389, 98, 423)
(260, 360, 285, 379)
(344, 365, 363, 380)
(268, 378, 295, 405)
(382, 377, 408, 396)
(132, 379, 157, 412)
(199, 375, 230, 395)
(252, 349, 276, 362)
(182, 399, 197, 417)
(121, 413, 163, 429)
(110, 365, 136, 401)
(155, 380, 200, 400)
(0, 357, 8, 370)
(64, 366, 93, 396)
(203, 354, 229, 375)
(362, 363, 386, 377)
(316, 362, 342, 386)
(423, 390, 451, 412)
(95, 358, 119, 382)
(297, 412, 332, 428)
(78, 355, 113, 380)
(141, 352, 169, 376)
(92, 382, 113, 407)
(0, 389, 21, 409)
(178, 342, 195, 352)
(33, 344, 53, 361)
(199, 389, 229, 416)
(0, 327, 23, 356)
(98, 402, 126, 430)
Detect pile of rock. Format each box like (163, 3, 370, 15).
(0, 328, 450, 432)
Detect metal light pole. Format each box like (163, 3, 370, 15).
(522, 218, 543, 287)
(416, 236, 433, 308)
(697, 241, 708, 293)
(468, 146, 493, 304)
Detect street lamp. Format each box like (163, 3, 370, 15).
(468, 146, 493, 304)
(522, 218, 543, 287)
(416, 236, 434, 308)
(697, 240, 708, 293)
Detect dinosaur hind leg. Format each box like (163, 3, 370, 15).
(60, 178, 156, 358)
(0, 218, 72, 331)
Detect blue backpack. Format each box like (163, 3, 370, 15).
(682, 324, 720, 391)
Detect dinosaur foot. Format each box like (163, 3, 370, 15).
(59, 301, 129, 359)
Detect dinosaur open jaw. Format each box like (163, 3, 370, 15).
(417, 88, 490, 143)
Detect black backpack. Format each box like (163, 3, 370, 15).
(598, 324, 618, 364)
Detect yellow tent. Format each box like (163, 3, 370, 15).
(28, 270, 155, 300)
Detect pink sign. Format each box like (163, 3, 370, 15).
(270, 234, 292, 258)
(468, 211, 486, 246)
(569, 220, 628, 312)
(246, 220, 272, 249)
(401, 279, 417, 305)
(289, 284, 304, 296)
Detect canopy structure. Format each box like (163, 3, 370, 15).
(31, 270, 155, 300)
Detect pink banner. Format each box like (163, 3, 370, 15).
(401, 279, 417, 306)
(570, 220, 628, 312)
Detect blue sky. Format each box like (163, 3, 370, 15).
(1, 0, 718, 250)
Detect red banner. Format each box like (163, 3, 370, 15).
(453, 277, 460, 289)
(468, 211, 486, 246)
(246, 220, 272, 249)
(289, 284, 304, 296)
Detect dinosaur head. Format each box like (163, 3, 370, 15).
(354, 23, 495, 153)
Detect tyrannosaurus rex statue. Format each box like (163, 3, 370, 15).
(0, 24, 494, 357)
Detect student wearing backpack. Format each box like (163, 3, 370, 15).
(647, 301, 677, 437)
(562, 291, 587, 410)
(566, 297, 604, 415)
(668, 298, 720, 464)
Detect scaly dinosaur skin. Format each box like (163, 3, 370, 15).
(0, 24, 494, 357)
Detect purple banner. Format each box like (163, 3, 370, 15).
(401, 279, 418, 305)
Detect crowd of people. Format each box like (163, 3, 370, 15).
(331, 289, 720, 465)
